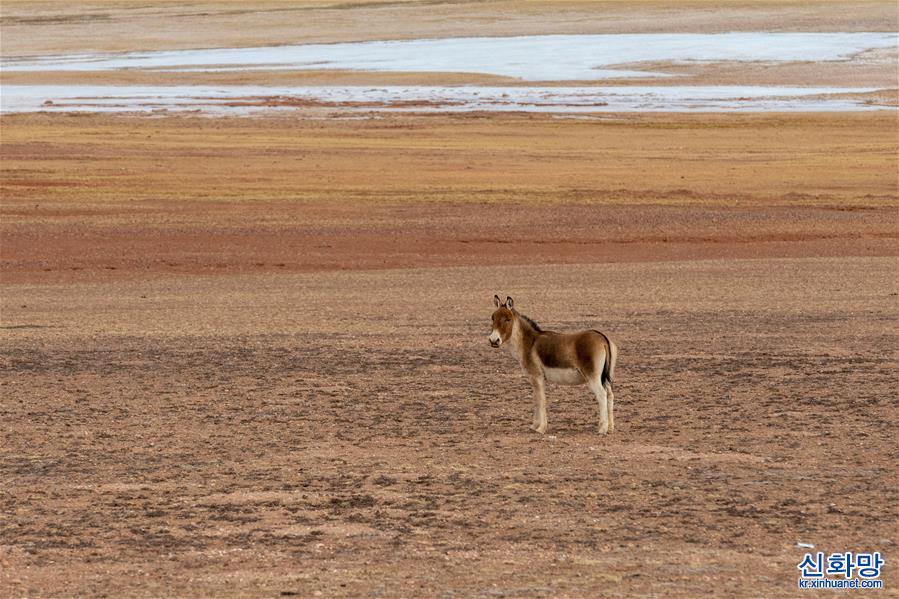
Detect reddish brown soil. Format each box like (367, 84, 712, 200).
(3, 198, 897, 285)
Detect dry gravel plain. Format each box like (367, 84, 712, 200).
(2, 1, 899, 597)
(2, 257, 898, 597)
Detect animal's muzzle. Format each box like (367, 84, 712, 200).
(488, 331, 501, 348)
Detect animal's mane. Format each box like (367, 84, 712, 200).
(518, 313, 543, 333)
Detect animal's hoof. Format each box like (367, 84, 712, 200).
(531, 424, 547, 434)
(597, 426, 609, 435)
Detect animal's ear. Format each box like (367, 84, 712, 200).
(493, 295, 502, 308)
(505, 296, 514, 309)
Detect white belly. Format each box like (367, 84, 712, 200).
(544, 367, 586, 386)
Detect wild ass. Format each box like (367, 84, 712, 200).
(488, 295, 617, 434)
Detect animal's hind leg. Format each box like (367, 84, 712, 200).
(604, 382, 615, 432)
(530, 376, 547, 434)
(588, 378, 609, 435)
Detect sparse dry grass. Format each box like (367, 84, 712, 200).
(2, 112, 896, 205)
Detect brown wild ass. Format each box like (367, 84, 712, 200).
(488, 295, 617, 434)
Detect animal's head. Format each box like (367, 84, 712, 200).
(488, 295, 515, 348)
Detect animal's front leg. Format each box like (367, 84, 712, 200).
(530, 376, 547, 434)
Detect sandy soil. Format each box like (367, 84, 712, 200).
(3, 1, 896, 57)
(2, 258, 898, 597)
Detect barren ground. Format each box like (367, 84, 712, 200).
(2, 258, 898, 597)
(4, 1, 896, 57)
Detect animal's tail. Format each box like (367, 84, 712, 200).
(594, 330, 616, 391)
(606, 339, 617, 391)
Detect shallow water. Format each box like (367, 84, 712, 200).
(1, 84, 888, 115)
(4, 33, 897, 80)
(3, 33, 896, 114)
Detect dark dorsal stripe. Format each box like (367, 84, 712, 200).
(519, 313, 543, 333)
